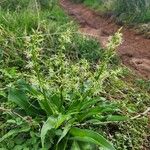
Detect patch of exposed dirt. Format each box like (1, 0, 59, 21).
(60, 0, 150, 79)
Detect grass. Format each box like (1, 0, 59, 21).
(0, 0, 150, 150)
(78, 0, 150, 24)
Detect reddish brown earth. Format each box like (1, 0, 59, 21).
(60, 0, 150, 79)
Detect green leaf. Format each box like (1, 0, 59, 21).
(17, 79, 41, 96)
(67, 101, 82, 113)
(50, 94, 63, 111)
(16, 80, 58, 115)
(0, 126, 30, 143)
(71, 141, 81, 150)
(41, 114, 70, 148)
(57, 124, 71, 144)
(68, 98, 104, 114)
(78, 105, 119, 121)
(8, 88, 28, 109)
(41, 116, 57, 148)
(0, 90, 6, 98)
(55, 137, 68, 150)
(70, 127, 116, 150)
(79, 142, 96, 150)
(106, 115, 128, 121)
(8, 88, 37, 115)
(80, 97, 106, 111)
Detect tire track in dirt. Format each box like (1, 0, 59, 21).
(60, 0, 150, 79)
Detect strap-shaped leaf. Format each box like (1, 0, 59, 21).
(57, 123, 71, 144)
(71, 141, 81, 150)
(70, 127, 116, 150)
(41, 114, 70, 148)
(8, 88, 38, 115)
(78, 105, 118, 122)
(41, 116, 56, 148)
(106, 115, 128, 121)
(0, 126, 30, 143)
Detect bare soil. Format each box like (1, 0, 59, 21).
(60, 0, 150, 79)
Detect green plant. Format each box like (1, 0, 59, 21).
(0, 0, 56, 11)
(81, 0, 150, 23)
(0, 29, 126, 149)
(113, 0, 150, 23)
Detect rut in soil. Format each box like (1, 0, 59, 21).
(60, 0, 150, 79)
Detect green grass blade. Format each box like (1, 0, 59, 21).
(8, 88, 38, 115)
(106, 115, 128, 121)
(57, 124, 71, 144)
(41, 114, 70, 148)
(70, 127, 116, 150)
(0, 126, 30, 143)
(71, 141, 81, 150)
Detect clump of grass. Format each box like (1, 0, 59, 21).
(78, 0, 150, 23)
(0, 0, 55, 11)
(113, 0, 150, 23)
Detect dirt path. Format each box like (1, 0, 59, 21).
(60, 0, 150, 79)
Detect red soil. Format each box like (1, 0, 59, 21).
(60, 0, 150, 79)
